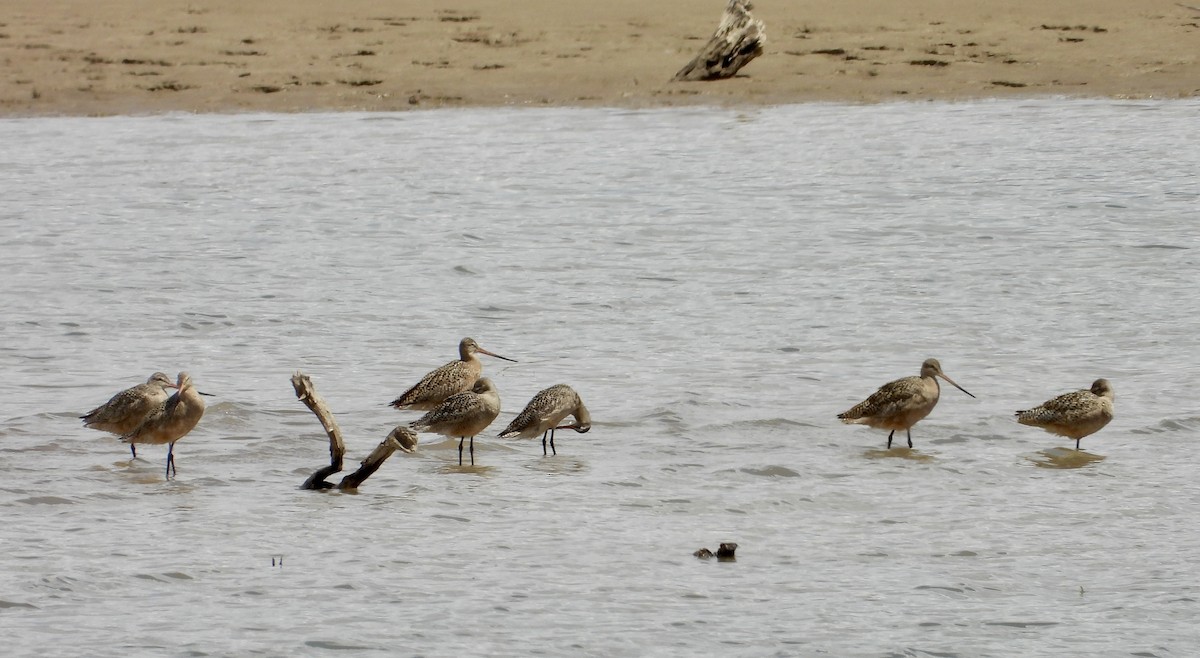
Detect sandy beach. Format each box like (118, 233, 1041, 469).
(2, 0, 1198, 116)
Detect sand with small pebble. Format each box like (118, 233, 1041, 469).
(2, 0, 1198, 116)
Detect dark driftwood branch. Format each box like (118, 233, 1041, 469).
(673, 0, 765, 82)
(337, 427, 416, 490)
(292, 371, 415, 491)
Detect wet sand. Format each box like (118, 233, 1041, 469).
(2, 0, 1198, 116)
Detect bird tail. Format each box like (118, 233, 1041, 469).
(1013, 409, 1043, 426)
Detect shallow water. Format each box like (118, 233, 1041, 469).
(1, 100, 1199, 656)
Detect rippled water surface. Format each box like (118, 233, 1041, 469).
(2, 101, 1199, 656)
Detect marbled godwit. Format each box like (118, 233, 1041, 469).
(390, 337, 515, 411)
(122, 372, 206, 478)
(837, 358, 975, 449)
(409, 377, 501, 466)
(498, 384, 591, 456)
(81, 372, 176, 458)
(1016, 379, 1114, 450)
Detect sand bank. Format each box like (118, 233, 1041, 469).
(2, 0, 1198, 116)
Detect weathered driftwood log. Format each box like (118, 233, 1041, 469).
(336, 427, 417, 490)
(673, 0, 765, 82)
(291, 372, 345, 488)
(291, 372, 416, 490)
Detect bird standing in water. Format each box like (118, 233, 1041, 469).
(838, 358, 975, 449)
(1015, 379, 1114, 450)
(499, 384, 591, 456)
(123, 372, 206, 478)
(81, 372, 176, 458)
(410, 377, 501, 466)
(390, 337, 515, 411)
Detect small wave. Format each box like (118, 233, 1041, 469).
(16, 496, 75, 505)
(739, 465, 800, 478)
(915, 585, 964, 593)
(1153, 417, 1200, 432)
(703, 418, 820, 432)
(305, 640, 375, 651)
(0, 600, 36, 609)
(639, 408, 685, 427)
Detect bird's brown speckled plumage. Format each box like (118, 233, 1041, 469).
(838, 358, 975, 449)
(390, 338, 515, 411)
(1016, 378, 1114, 449)
(410, 377, 501, 465)
(123, 372, 206, 478)
(499, 384, 591, 456)
(81, 372, 175, 438)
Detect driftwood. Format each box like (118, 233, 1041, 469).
(291, 372, 417, 490)
(673, 0, 765, 82)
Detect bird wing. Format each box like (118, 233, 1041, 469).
(1016, 389, 1099, 424)
(410, 390, 486, 429)
(499, 386, 577, 438)
(122, 395, 175, 442)
(82, 383, 162, 424)
(392, 361, 470, 408)
(840, 376, 927, 420)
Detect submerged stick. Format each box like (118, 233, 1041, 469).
(292, 371, 410, 490)
(337, 427, 417, 490)
(673, 0, 765, 82)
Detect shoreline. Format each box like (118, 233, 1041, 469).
(3, 0, 1198, 118)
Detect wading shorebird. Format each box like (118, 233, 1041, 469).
(81, 372, 176, 457)
(410, 377, 501, 466)
(122, 372, 206, 478)
(498, 384, 591, 456)
(1015, 379, 1114, 450)
(838, 358, 975, 449)
(389, 337, 515, 411)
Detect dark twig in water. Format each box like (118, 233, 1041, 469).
(695, 542, 739, 561)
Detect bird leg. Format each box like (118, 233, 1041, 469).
(165, 442, 176, 479)
(130, 444, 137, 459)
(458, 437, 465, 465)
(549, 428, 557, 456)
(886, 430, 895, 449)
(1075, 438, 1081, 451)
(907, 429, 913, 449)
(541, 430, 549, 456)
(469, 436, 475, 466)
